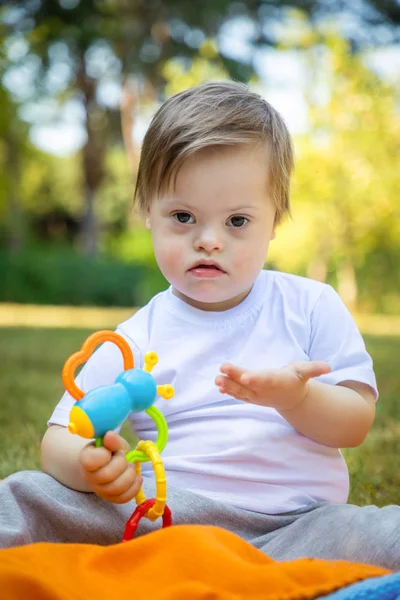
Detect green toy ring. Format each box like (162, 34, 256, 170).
(93, 407, 168, 461)
(125, 406, 168, 463)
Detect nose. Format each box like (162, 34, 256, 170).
(194, 226, 223, 253)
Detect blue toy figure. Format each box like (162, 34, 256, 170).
(63, 332, 173, 442)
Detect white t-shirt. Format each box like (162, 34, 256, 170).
(49, 270, 377, 514)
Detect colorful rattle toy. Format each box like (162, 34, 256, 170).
(62, 330, 174, 540)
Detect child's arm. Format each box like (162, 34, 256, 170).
(41, 426, 142, 502)
(278, 378, 375, 448)
(41, 425, 93, 492)
(216, 362, 375, 448)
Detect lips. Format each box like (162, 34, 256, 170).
(188, 260, 227, 279)
(189, 261, 225, 273)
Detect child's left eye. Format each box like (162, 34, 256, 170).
(227, 216, 248, 228)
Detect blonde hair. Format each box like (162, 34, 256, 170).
(134, 81, 294, 224)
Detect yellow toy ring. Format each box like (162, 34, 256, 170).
(134, 440, 167, 522)
(125, 406, 168, 463)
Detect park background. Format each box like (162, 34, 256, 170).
(0, 1, 399, 507)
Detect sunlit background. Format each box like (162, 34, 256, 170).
(1, 0, 399, 315)
(0, 1, 400, 499)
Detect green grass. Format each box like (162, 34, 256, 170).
(0, 327, 399, 507)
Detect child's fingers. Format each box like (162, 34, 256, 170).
(105, 476, 143, 505)
(80, 432, 130, 475)
(292, 361, 331, 381)
(221, 364, 277, 392)
(239, 370, 278, 389)
(102, 431, 130, 454)
(215, 375, 255, 401)
(79, 444, 112, 473)
(219, 362, 248, 382)
(85, 451, 128, 486)
(95, 463, 140, 500)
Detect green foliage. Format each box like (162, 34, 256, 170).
(344, 335, 400, 506)
(162, 41, 230, 96)
(0, 145, 134, 239)
(1, 0, 399, 311)
(19, 149, 82, 217)
(269, 36, 400, 312)
(0, 87, 31, 248)
(0, 246, 168, 307)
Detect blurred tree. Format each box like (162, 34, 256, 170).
(20, 148, 82, 244)
(342, 0, 400, 44)
(269, 35, 400, 312)
(0, 86, 29, 252)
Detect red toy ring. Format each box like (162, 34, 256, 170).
(122, 498, 172, 542)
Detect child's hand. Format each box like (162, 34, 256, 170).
(79, 431, 142, 504)
(215, 361, 331, 411)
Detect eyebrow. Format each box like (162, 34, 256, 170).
(226, 206, 261, 213)
(164, 198, 261, 213)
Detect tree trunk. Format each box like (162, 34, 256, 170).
(80, 187, 97, 256)
(307, 233, 331, 283)
(307, 256, 328, 282)
(120, 76, 155, 174)
(337, 259, 358, 311)
(5, 132, 23, 253)
(337, 210, 358, 312)
(77, 64, 106, 257)
(121, 77, 140, 174)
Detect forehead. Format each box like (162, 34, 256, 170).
(170, 144, 270, 204)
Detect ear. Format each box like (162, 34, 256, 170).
(270, 228, 276, 241)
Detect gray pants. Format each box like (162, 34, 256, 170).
(0, 471, 399, 571)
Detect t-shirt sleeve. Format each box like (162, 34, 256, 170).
(308, 285, 378, 399)
(47, 328, 142, 427)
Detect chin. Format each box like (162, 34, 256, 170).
(191, 291, 243, 308)
(175, 286, 224, 303)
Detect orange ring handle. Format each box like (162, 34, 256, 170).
(62, 330, 134, 401)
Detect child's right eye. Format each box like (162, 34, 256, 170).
(172, 212, 194, 224)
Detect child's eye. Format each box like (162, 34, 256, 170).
(227, 216, 248, 228)
(172, 212, 194, 224)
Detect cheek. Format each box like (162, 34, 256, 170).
(153, 237, 184, 274)
(231, 235, 270, 272)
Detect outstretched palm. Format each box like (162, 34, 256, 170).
(215, 361, 331, 411)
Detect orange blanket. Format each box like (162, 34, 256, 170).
(0, 525, 389, 600)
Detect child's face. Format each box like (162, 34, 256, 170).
(147, 144, 276, 311)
